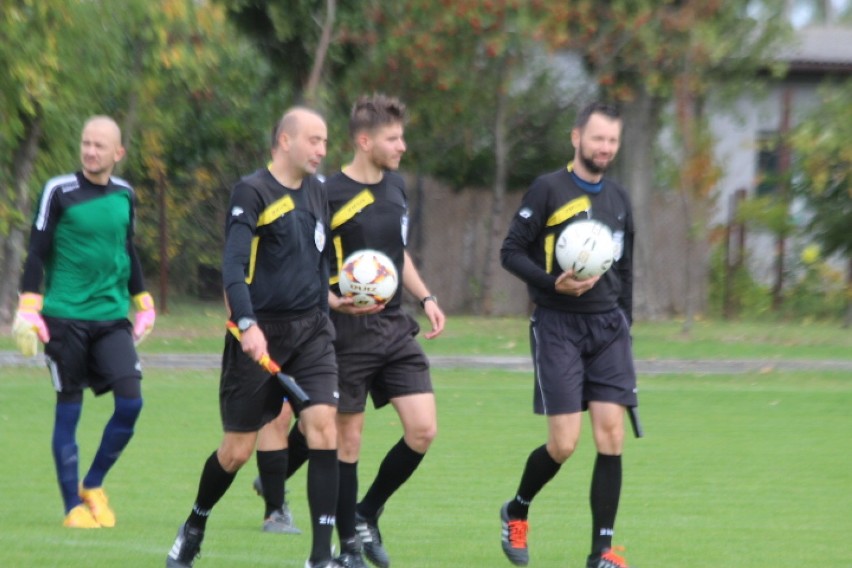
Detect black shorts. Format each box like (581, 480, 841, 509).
(43, 316, 142, 396)
(530, 306, 637, 415)
(220, 308, 338, 432)
(331, 308, 432, 413)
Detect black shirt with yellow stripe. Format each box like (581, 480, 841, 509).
(223, 168, 330, 323)
(500, 164, 635, 322)
(326, 170, 407, 310)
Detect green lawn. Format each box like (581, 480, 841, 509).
(2, 300, 850, 360)
(1, 366, 850, 567)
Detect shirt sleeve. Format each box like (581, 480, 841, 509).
(222, 180, 261, 322)
(616, 205, 635, 325)
(127, 241, 147, 296)
(19, 185, 62, 293)
(500, 180, 557, 291)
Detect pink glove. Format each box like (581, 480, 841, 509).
(132, 292, 156, 345)
(12, 293, 50, 357)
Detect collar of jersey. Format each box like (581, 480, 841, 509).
(566, 162, 603, 194)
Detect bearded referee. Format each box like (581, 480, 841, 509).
(498, 102, 639, 568)
(166, 107, 341, 568)
(13, 115, 156, 528)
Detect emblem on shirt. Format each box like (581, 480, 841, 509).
(401, 214, 409, 246)
(519, 207, 533, 220)
(231, 206, 244, 217)
(613, 230, 625, 261)
(314, 220, 326, 252)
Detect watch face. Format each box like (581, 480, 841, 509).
(238, 318, 255, 332)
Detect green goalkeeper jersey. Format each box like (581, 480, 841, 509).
(20, 172, 144, 321)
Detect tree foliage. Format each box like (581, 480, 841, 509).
(790, 80, 852, 259)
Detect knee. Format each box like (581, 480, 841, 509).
(594, 429, 624, 455)
(114, 397, 143, 425)
(302, 406, 338, 449)
(338, 425, 362, 459)
(404, 421, 437, 454)
(217, 446, 252, 473)
(546, 438, 578, 464)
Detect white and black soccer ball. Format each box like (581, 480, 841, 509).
(555, 219, 615, 279)
(338, 249, 399, 307)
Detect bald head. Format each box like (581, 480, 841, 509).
(80, 115, 125, 184)
(271, 106, 325, 149)
(268, 106, 327, 186)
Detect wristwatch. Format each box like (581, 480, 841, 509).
(237, 317, 257, 332)
(420, 295, 438, 309)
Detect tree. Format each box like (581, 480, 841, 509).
(790, 80, 852, 326)
(0, 0, 280, 321)
(536, 0, 790, 322)
(334, 1, 581, 313)
(0, 0, 122, 323)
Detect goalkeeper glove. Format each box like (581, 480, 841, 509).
(132, 292, 156, 345)
(12, 293, 50, 357)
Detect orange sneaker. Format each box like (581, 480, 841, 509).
(500, 501, 529, 566)
(63, 504, 100, 528)
(79, 486, 116, 527)
(587, 546, 633, 568)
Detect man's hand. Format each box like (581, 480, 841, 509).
(132, 292, 156, 345)
(238, 323, 268, 362)
(328, 291, 385, 316)
(422, 299, 446, 340)
(12, 293, 50, 357)
(554, 270, 600, 297)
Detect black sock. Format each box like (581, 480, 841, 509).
(337, 461, 359, 545)
(187, 451, 237, 530)
(307, 449, 339, 563)
(590, 453, 622, 554)
(358, 437, 424, 519)
(256, 449, 288, 517)
(287, 420, 310, 478)
(507, 444, 562, 519)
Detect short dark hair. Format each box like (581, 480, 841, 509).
(574, 102, 621, 129)
(349, 94, 406, 139)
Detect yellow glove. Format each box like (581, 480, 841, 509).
(12, 293, 50, 357)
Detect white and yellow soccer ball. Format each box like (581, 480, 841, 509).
(555, 219, 615, 279)
(338, 249, 399, 307)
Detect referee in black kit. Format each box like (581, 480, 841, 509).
(167, 107, 341, 568)
(498, 102, 640, 568)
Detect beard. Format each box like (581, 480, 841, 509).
(577, 145, 611, 175)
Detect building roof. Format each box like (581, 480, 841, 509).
(776, 25, 852, 72)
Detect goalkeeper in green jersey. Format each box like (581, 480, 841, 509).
(13, 115, 155, 528)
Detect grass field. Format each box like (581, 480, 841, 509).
(1, 362, 851, 567)
(2, 299, 851, 360)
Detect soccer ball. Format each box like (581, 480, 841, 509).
(555, 219, 615, 279)
(338, 249, 399, 306)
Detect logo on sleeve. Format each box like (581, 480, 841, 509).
(314, 220, 326, 251)
(231, 206, 244, 217)
(401, 214, 409, 246)
(519, 207, 533, 219)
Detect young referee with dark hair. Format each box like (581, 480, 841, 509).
(166, 107, 341, 568)
(498, 102, 639, 568)
(253, 94, 445, 568)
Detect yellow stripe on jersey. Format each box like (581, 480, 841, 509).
(330, 235, 344, 285)
(544, 233, 555, 274)
(331, 189, 375, 229)
(257, 195, 295, 227)
(246, 236, 260, 284)
(546, 195, 591, 227)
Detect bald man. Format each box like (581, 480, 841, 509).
(167, 107, 342, 568)
(14, 115, 156, 528)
